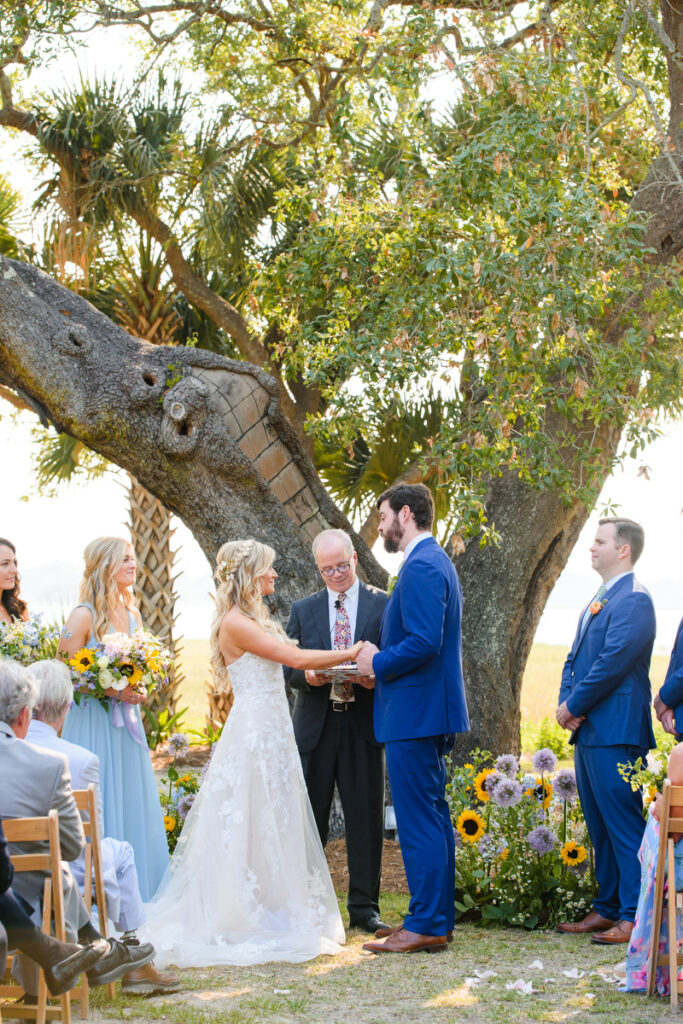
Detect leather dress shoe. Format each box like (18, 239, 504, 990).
(121, 962, 181, 996)
(86, 938, 155, 987)
(375, 924, 453, 943)
(555, 910, 617, 934)
(349, 914, 390, 934)
(362, 928, 448, 954)
(45, 939, 109, 996)
(590, 920, 634, 945)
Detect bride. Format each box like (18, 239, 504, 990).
(143, 539, 363, 967)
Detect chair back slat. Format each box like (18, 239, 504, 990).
(3, 818, 51, 842)
(8, 854, 51, 872)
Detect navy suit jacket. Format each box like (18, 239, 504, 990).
(372, 536, 470, 744)
(558, 572, 656, 748)
(0, 821, 12, 896)
(658, 616, 683, 736)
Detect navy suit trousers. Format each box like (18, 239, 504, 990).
(574, 743, 647, 921)
(385, 734, 455, 936)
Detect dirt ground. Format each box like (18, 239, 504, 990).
(326, 838, 409, 894)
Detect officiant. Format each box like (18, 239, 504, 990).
(285, 529, 388, 934)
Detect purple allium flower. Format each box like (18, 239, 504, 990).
(494, 754, 519, 778)
(527, 825, 555, 854)
(570, 859, 589, 877)
(532, 748, 557, 774)
(554, 768, 578, 803)
(452, 826, 463, 849)
(167, 732, 189, 755)
(491, 777, 523, 808)
(484, 771, 505, 795)
(177, 794, 195, 820)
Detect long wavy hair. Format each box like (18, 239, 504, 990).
(78, 537, 138, 641)
(0, 538, 27, 621)
(210, 539, 293, 694)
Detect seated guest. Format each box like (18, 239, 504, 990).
(28, 660, 179, 996)
(624, 744, 683, 994)
(0, 539, 29, 625)
(0, 657, 155, 994)
(0, 818, 109, 996)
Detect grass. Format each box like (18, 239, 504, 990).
(89, 895, 667, 1024)
(131, 644, 674, 1023)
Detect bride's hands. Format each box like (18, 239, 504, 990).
(347, 640, 365, 661)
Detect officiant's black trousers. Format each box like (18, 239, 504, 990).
(300, 708, 385, 920)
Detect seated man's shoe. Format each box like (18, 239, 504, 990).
(121, 962, 181, 996)
(349, 914, 390, 934)
(590, 920, 634, 945)
(86, 938, 155, 987)
(556, 910, 617, 934)
(362, 928, 448, 954)
(375, 924, 454, 942)
(44, 939, 109, 996)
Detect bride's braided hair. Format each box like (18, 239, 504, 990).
(210, 539, 293, 694)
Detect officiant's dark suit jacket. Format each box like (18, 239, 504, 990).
(285, 580, 387, 923)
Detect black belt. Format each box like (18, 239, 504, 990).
(331, 701, 352, 712)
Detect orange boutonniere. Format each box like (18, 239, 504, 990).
(590, 598, 608, 615)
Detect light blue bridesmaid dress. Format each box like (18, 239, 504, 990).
(62, 602, 169, 901)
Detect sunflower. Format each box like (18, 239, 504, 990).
(560, 840, 587, 866)
(70, 648, 94, 673)
(474, 768, 494, 803)
(499, 847, 509, 861)
(456, 809, 486, 844)
(120, 663, 143, 686)
(164, 815, 176, 832)
(525, 777, 553, 809)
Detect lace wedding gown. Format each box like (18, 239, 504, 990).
(142, 651, 345, 966)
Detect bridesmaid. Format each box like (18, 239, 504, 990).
(0, 538, 29, 624)
(59, 537, 169, 901)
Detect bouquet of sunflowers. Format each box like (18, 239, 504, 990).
(0, 614, 60, 665)
(68, 629, 173, 708)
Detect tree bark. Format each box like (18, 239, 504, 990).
(0, 256, 385, 620)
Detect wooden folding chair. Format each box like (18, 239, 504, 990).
(0, 811, 71, 1024)
(647, 780, 683, 1010)
(70, 786, 115, 1012)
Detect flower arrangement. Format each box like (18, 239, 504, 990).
(618, 740, 676, 813)
(447, 748, 596, 929)
(67, 629, 173, 708)
(0, 614, 60, 665)
(158, 732, 202, 852)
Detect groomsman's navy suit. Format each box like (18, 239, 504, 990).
(372, 535, 469, 937)
(657, 618, 683, 738)
(559, 573, 656, 922)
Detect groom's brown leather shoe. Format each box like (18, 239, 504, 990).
(374, 924, 453, 943)
(555, 910, 617, 934)
(363, 928, 448, 953)
(590, 920, 634, 945)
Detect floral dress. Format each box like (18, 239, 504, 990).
(624, 811, 683, 995)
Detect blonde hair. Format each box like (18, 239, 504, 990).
(210, 539, 293, 694)
(78, 537, 137, 641)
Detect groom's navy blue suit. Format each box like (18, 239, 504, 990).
(372, 536, 469, 937)
(657, 617, 683, 738)
(559, 572, 655, 922)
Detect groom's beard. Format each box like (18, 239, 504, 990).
(382, 521, 403, 554)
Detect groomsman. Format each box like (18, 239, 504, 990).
(653, 617, 683, 738)
(555, 518, 656, 945)
(284, 530, 389, 934)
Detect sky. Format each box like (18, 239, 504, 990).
(1, 22, 682, 650)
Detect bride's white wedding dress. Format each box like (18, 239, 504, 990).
(142, 651, 345, 966)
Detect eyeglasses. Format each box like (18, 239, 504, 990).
(318, 562, 352, 578)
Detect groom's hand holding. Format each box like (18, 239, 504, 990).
(356, 641, 378, 677)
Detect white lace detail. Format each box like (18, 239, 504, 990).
(142, 652, 345, 966)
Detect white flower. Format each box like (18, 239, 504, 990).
(96, 656, 110, 669)
(109, 673, 128, 692)
(99, 668, 115, 689)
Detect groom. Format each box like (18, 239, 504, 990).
(357, 483, 470, 954)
